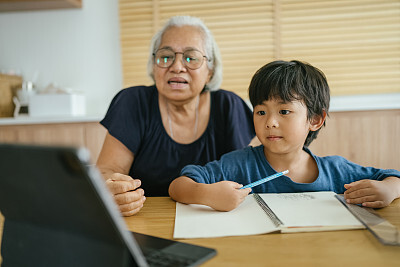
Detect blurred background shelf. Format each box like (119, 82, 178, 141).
(0, 0, 82, 12)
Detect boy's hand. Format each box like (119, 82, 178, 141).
(206, 181, 251, 212)
(344, 177, 400, 208)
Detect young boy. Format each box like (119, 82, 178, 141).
(168, 60, 400, 212)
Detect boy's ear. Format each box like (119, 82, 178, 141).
(309, 110, 327, 131)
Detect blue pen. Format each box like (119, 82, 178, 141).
(240, 170, 289, 189)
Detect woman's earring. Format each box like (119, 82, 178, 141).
(201, 84, 209, 93)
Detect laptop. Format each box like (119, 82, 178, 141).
(0, 143, 216, 267)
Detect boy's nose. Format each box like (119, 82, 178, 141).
(265, 116, 279, 128)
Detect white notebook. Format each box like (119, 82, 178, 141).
(173, 191, 364, 239)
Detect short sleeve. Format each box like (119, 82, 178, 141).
(100, 86, 154, 154)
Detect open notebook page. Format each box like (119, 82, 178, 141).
(259, 191, 364, 232)
(173, 195, 278, 239)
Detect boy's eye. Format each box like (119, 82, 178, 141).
(256, 110, 266, 115)
(279, 110, 290, 115)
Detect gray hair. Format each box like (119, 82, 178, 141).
(147, 15, 222, 91)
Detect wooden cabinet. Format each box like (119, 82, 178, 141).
(0, 121, 106, 163)
(0, 109, 398, 169)
(0, 0, 82, 12)
(309, 109, 400, 170)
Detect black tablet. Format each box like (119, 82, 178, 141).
(0, 143, 215, 267)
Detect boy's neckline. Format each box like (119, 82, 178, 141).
(261, 146, 319, 184)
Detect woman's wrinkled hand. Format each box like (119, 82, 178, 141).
(105, 173, 146, 216)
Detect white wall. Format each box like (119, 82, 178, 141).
(0, 0, 122, 116)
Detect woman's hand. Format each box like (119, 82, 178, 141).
(344, 177, 400, 208)
(97, 133, 145, 216)
(105, 173, 146, 216)
(206, 181, 251, 212)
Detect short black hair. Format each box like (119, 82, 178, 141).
(248, 60, 330, 146)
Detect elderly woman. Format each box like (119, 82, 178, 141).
(97, 15, 256, 216)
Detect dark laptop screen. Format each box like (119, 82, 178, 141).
(0, 144, 147, 267)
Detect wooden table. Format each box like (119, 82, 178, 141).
(124, 197, 400, 267)
(1, 197, 400, 266)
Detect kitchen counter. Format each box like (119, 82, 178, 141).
(0, 115, 106, 161)
(0, 115, 103, 126)
(329, 93, 400, 112)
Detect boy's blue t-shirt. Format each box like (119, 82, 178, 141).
(180, 145, 400, 194)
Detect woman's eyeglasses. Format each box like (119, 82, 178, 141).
(153, 48, 210, 70)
